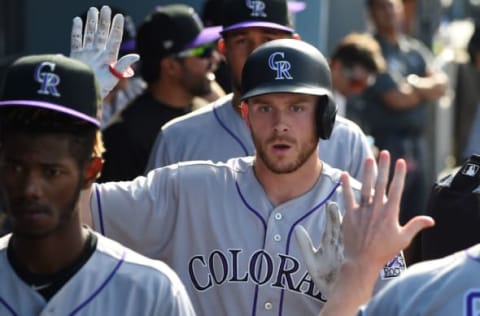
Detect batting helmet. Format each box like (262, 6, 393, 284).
(240, 39, 337, 139)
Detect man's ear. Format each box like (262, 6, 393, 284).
(217, 38, 226, 56)
(241, 101, 250, 127)
(82, 157, 103, 189)
(161, 57, 180, 78)
(292, 33, 301, 40)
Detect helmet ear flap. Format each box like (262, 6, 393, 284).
(316, 95, 337, 139)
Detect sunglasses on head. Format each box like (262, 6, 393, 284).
(175, 43, 214, 59)
(342, 67, 376, 91)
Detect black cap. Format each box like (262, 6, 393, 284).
(137, 4, 221, 60)
(0, 54, 101, 127)
(221, 0, 294, 34)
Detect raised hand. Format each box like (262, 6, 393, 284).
(295, 202, 344, 298)
(70, 6, 139, 98)
(319, 151, 435, 316)
(341, 150, 434, 272)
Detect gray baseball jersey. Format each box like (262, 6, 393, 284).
(0, 232, 195, 316)
(358, 244, 480, 316)
(91, 157, 404, 316)
(145, 94, 373, 180)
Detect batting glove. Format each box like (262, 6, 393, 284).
(294, 201, 344, 298)
(70, 6, 140, 99)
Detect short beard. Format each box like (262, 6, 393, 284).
(253, 134, 318, 174)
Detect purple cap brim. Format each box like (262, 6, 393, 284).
(120, 39, 136, 53)
(288, 1, 306, 13)
(185, 25, 222, 49)
(221, 21, 294, 35)
(0, 100, 100, 127)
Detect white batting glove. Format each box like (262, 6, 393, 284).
(295, 202, 344, 298)
(70, 6, 140, 98)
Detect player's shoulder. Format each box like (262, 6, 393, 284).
(322, 162, 362, 191)
(161, 94, 233, 135)
(408, 244, 480, 277)
(333, 115, 365, 134)
(0, 234, 10, 252)
(174, 156, 254, 174)
(95, 233, 186, 289)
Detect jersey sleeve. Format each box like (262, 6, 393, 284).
(145, 129, 172, 173)
(357, 267, 411, 316)
(342, 121, 375, 181)
(91, 165, 180, 258)
(150, 262, 197, 316)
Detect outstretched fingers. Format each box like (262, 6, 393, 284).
(372, 151, 390, 209)
(83, 7, 99, 50)
(384, 157, 406, 222)
(93, 6, 111, 52)
(322, 202, 343, 248)
(70, 17, 83, 55)
(105, 9, 123, 63)
(359, 157, 376, 208)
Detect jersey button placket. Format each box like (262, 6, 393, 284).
(264, 301, 273, 310)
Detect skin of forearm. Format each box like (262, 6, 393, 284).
(79, 188, 94, 227)
(382, 83, 422, 110)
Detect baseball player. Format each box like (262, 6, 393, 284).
(0, 45, 194, 316)
(81, 39, 405, 316)
(145, 0, 374, 181)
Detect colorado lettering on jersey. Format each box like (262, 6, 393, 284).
(465, 290, 480, 316)
(188, 249, 327, 302)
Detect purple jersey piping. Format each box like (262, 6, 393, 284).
(281, 181, 340, 316)
(235, 180, 268, 316)
(235, 175, 341, 316)
(68, 249, 126, 315)
(0, 297, 17, 316)
(95, 185, 106, 235)
(213, 104, 250, 156)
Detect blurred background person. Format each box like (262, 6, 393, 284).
(329, 32, 386, 117)
(99, 4, 221, 182)
(359, 0, 447, 225)
(456, 22, 480, 161)
(329, 32, 387, 158)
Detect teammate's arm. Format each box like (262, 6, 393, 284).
(79, 187, 94, 227)
(69, 5, 139, 99)
(319, 151, 434, 316)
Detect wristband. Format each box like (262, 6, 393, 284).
(109, 63, 134, 79)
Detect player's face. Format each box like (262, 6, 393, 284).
(176, 54, 215, 97)
(245, 93, 319, 173)
(331, 61, 376, 96)
(221, 28, 294, 93)
(0, 132, 85, 239)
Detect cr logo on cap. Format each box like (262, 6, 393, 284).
(268, 52, 293, 80)
(35, 61, 61, 97)
(246, 0, 267, 17)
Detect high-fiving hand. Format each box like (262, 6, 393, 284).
(341, 150, 434, 272)
(70, 6, 139, 98)
(295, 202, 344, 298)
(318, 151, 435, 316)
